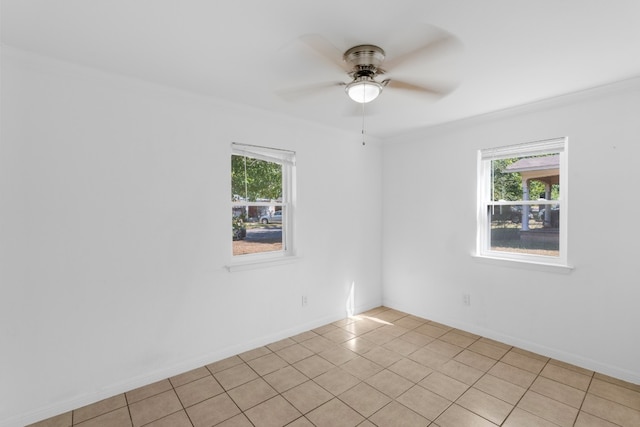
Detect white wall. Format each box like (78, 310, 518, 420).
(382, 78, 640, 385)
(0, 48, 382, 426)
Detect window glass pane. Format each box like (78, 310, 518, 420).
(478, 138, 566, 264)
(231, 155, 282, 202)
(232, 206, 248, 242)
(232, 206, 284, 256)
(488, 204, 559, 256)
(491, 154, 560, 201)
(491, 158, 524, 201)
(231, 142, 295, 260)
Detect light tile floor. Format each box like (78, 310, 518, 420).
(30, 307, 640, 427)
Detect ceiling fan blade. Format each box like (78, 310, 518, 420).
(298, 34, 351, 73)
(276, 81, 345, 101)
(384, 33, 462, 71)
(384, 78, 457, 98)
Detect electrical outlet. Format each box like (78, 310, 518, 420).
(302, 295, 308, 307)
(463, 293, 471, 306)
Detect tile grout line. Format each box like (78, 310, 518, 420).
(374, 317, 483, 424)
(571, 371, 596, 427)
(124, 392, 134, 427)
(441, 335, 506, 426)
(333, 313, 424, 425)
(167, 372, 194, 427)
(497, 357, 551, 427)
(393, 327, 513, 425)
(343, 318, 476, 425)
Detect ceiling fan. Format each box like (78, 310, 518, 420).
(277, 31, 462, 105)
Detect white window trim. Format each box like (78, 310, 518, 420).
(225, 254, 300, 272)
(227, 142, 297, 271)
(476, 137, 572, 271)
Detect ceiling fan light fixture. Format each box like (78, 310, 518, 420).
(345, 77, 382, 103)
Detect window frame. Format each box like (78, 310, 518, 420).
(476, 137, 570, 269)
(228, 142, 296, 270)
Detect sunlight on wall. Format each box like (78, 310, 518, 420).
(346, 281, 355, 317)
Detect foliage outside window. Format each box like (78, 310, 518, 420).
(231, 143, 295, 258)
(477, 137, 568, 266)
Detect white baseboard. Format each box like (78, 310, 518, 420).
(7, 309, 362, 427)
(382, 298, 640, 386)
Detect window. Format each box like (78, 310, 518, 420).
(477, 137, 568, 267)
(231, 142, 295, 259)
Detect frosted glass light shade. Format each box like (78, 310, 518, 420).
(346, 79, 382, 103)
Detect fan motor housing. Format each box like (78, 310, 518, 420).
(343, 45, 386, 75)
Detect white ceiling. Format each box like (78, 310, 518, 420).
(3, 0, 640, 139)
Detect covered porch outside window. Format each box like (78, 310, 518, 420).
(505, 155, 560, 244)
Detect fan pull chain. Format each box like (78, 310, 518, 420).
(361, 98, 366, 146)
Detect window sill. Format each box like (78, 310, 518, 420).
(472, 253, 574, 274)
(225, 255, 299, 272)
